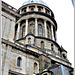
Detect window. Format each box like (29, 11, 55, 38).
(44, 61, 50, 69)
(24, 9, 26, 13)
(9, 73, 16, 75)
(38, 6, 43, 12)
(38, 8, 41, 12)
(51, 44, 53, 51)
(47, 26, 50, 38)
(41, 41, 44, 48)
(31, 7, 34, 11)
(43, 74, 47, 75)
(28, 38, 31, 44)
(22, 8, 26, 13)
(34, 62, 37, 73)
(17, 57, 21, 67)
(22, 26, 25, 37)
(63, 54, 66, 59)
(29, 24, 35, 34)
(38, 24, 43, 36)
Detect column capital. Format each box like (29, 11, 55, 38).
(44, 20, 47, 22)
(35, 18, 37, 21)
(26, 19, 28, 21)
(18, 22, 20, 25)
(16, 21, 20, 25)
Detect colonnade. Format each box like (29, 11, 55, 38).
(19, 5, 51, 16)
(16, 18, 55, 41)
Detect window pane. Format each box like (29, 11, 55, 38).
(29, 24, 34, 34)
(22, 26, 25, 37)
(38, 24, 43, 36)
(41, 41, 44, 48)
(17, 57, 21, 67)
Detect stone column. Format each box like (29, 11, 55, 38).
(35, 18, 38, 36)
(43, 8, 45, 13)
(16, 22, 20, 40)
(44, 20, 47, 38)
(27, 6, 29, 12)
(51, 25, 55, 41)
(35, 5, 38, 11)
(25, 19, 28, 36)
(50, 11, 51, 16)
(3, 45, 11, 75)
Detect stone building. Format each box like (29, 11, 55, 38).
(1, 0, 73, 75)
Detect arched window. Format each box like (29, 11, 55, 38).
(29, 24, 35, 34)
(22, 26, 25, 37)
(41, 41, 44, 48)
(38, 24, 43, 36)
(51, 44, 53, 51)
(47, 26, 50, 38)
(17, 57, 21, 67)
(28, 37, 31, 44)
(34, 62, 37, 73)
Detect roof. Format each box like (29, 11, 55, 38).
(22, 0, 48, 7)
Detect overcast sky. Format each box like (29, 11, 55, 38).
(2, 0, 74, 67)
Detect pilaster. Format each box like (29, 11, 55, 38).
(16, 23, 20, 40)
(3, 45, 12, 75)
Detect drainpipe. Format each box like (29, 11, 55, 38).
(61, 65, 65, 75)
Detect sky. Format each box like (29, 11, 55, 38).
(2, 0, 74, 67)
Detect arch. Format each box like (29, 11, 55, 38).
(17, 57, 22, 67)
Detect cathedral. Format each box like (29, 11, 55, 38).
(1, 0, 73, 75)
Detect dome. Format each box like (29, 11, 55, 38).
(22, 0, 48, 7)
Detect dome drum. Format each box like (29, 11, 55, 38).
(17, 4, 54, 18)
(15, 17, 57, 41)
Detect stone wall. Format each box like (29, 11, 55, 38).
(39, 55, 51, 73)
(2, 9, 16, 42)
(2, 43, 39, 75)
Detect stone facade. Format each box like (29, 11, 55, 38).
(1, 0, 73, 75)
